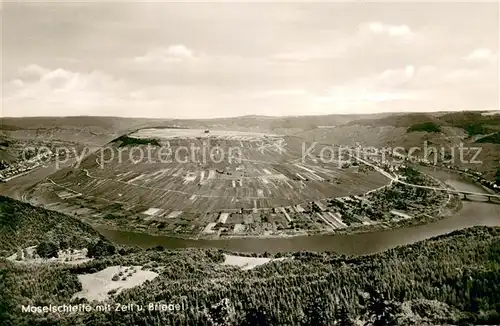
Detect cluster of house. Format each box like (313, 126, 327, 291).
(431, 163, 499, 192)
(455, 168, 500, 191)
(0, 150, 54, 182)
(372, 149, 499, 192)
(0, 162, 37, 182)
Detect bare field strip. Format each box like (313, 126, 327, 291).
(222, 254, 288, 270)
(51, 166, 387, 212)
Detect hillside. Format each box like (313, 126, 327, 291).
(0, 196, 104, 256)
(343, 111, 500, 136)
(28, 128, 389, 239)
(297, 111, 500, 180)
(0, 136, 15, 166)
(477, 132, 500, 145)
(1, 226, 499, 325)
(407, 122, 442, 133)
(348, 112, 444, 129)
(0, 116, 168, 134)
(0, 114, 380, 138)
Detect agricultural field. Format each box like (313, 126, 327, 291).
(25, 128, 393, 238)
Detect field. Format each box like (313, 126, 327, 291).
(222, 254, 288, 270)
(3, 112, 485, 239)
(73, 265, 159, 301)
(26, 128, 390, 238)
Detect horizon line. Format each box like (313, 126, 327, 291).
(1, 108, 498, 121)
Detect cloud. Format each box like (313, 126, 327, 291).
(363, 21, 414, 38)
(404, 65, 415, 78)
(252, 89, 308, 98)
(271, 50, 334, 62)
(312, 64, 422, 108)
(379, 65, 415, 83)
(4, 65, 132, 116)
(443, 68, 482, 82)
(315, 91, 415, 105)
(464, 48, 495, 62)
(11, 79, 25, 87)
(133, 44, 197, 64)
(272, 21, 416, 63)
(17, 64, 51, 82)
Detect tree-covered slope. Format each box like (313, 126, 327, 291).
(0, 196, 103, 256)
(1, 225, 499, 325)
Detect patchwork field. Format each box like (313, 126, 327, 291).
(72, 265, 159, 301)
(27, 128, 390, 238)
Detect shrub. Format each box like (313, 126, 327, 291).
(86, 239, 116, 258)
(36, 241, 59, 258)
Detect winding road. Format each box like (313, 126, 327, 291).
(350, 153, 500, 200)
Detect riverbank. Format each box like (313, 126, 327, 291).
(90, 167, 498, 254)
(94, 193, 499, 255)
(1, 157, 498, 254)
(89, 167, 466, 241)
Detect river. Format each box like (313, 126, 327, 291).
(95, 168, 500, 255)
(2, 161, 498, 255)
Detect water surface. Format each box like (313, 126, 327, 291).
(96, 168, 500, 255)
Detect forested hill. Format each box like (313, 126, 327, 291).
(1, 226, 499, 325)
(0, 196, 103, 256)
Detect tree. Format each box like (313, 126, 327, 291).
(59, 240, 69, 250)
(362, 288, 401, 326)
(86, 239, 116, 258)
(301, 291, 331, 326)
(335, 304, 354, 326)
(206, 298, 236, 326)
(239, 306, 272, 326)
(36, 241, 59, 258)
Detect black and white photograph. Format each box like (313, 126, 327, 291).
(1, 1, 499, 325)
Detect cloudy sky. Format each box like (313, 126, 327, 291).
(1, 1, 498, 118)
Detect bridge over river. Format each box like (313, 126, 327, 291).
(395, 179, 500, 202)
(347, 152, 500, 203)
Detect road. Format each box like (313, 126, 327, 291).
(0, 146, 102, 202)
(349, 153, 500, 199)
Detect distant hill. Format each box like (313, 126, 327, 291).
(0, 116, 167, 133)
(297, 111, 500, 180)
(343, 111, 500, 136)
(0, 196, 104, 255)
(163, 113, 383, 135)
(349, 112, 444, 129)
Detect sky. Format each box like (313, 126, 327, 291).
(1, 1, 499, 118)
